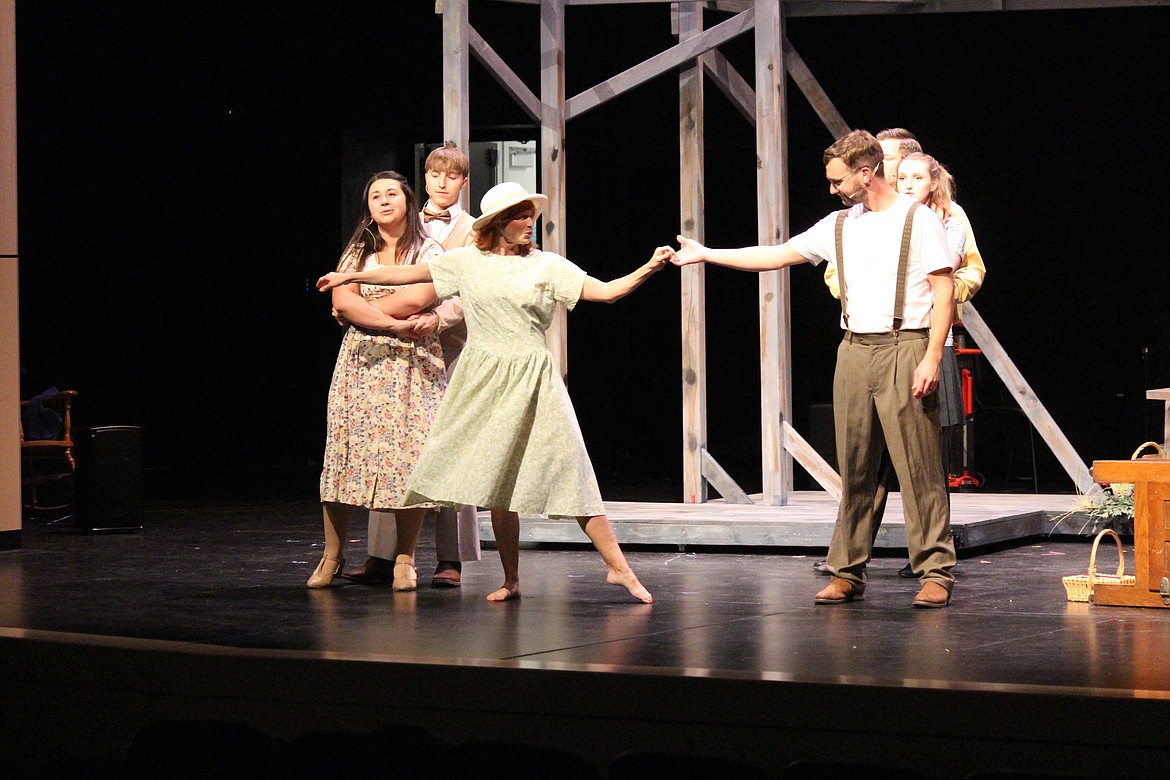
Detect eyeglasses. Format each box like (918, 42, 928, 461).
(828, 167, 866, 190)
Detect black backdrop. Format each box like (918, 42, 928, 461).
(15, 2, 1169, 501)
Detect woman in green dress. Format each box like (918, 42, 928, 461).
(317, 182, 669, 604)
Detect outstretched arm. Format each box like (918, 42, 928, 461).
(580, 246, 673, 303)
(318, 262, 433, 291)
(672, 235, 808, 271)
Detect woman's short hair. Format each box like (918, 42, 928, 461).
(473, 201, 536, 256)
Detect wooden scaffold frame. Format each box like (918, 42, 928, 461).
(437, 0, 1155, 510)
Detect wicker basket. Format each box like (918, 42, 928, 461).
(1063, 528, 1135, 603)
(1108, 441, 1165, 497)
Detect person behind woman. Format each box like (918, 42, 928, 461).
(307, 171, 447, 590)
(897, 149, 987, 440)
(318, 182, 669, 603)
(895, 152, 985, 309)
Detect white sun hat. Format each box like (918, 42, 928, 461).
(472, 181, 548, 232)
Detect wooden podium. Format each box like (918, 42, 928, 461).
(1091, 456, 1170, 608)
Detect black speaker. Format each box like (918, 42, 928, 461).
(75, 425, 143, 531)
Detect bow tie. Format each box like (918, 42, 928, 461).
(422, 208, 452, 224)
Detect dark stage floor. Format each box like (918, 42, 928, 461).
(3, 495, 1170, 778)
(5, 495, 1170, 688)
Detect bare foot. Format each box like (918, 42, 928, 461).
(608, 568, 653, 603)
(486, 583, 521, 602)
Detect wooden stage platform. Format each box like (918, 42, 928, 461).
(484, 491, 1094, 551)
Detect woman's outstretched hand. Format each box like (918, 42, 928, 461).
(648, 245, 675, 270)
(317, 272, 351, 292)
(672, 235, 707, 266)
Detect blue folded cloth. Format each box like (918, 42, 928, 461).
(21, 386, 63, 441)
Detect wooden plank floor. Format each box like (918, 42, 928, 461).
(482, 491, 1095, 550)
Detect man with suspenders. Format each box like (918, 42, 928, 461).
(672, 130, 958, 607)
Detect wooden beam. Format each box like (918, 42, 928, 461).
(783, 421, 842, 500)
(699, 49, 755, 125)
(783, 38, 850, 140)
(960, 301, 1096, 494)
(678, 3, 707, 504)
(440, 0, 470, 210)
(468, 26, 542, 123)
(755, 0, 792, 505)
(540, 0, 568, 377)
(492, 0, 1170, 12)
(692, 22, 842, 507)
(1, 0, 20, 538)
(565, 7, 755, 120)
(701, 450, 753, 505)
(700, 38, 850, 142)
(780, 1, 1170, 18)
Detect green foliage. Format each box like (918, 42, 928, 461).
(1083, 490, 1135, 522)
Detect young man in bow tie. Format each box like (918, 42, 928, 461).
(420, 142, 477, 250)
(346, 143, 482, 588)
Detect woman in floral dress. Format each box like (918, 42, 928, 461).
(307, 171, 446, 591)
(317, 182, 669, 604)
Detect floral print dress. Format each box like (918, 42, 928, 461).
(319, 239, 447, 509)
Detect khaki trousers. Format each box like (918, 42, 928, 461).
(368, 504, 482, 563)
(826, 331, 956, 591)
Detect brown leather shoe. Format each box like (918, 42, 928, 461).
(814, 577, 862, 605)
(912, 581, 951, 608)
(431, 561, 462, 588)
(342, 556, 393, 585)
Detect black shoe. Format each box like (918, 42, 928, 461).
(897, 562, 915, 578)
(812, 558, 834, 576)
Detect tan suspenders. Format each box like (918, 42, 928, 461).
(833, 201, 920, 333)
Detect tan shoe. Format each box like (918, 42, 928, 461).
(392, 554, 418, 592)
(814, 577, 862, 605)
(306, 555, 345, 589)
(912, 581, 951, 608)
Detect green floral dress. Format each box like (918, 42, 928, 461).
(319, 240, 446, 509)
(405, 246, 604, 518)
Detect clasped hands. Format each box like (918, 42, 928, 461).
(643, 239, 705, 268)
(330, 306, 439, 338)
(320, 270, 439, 338)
